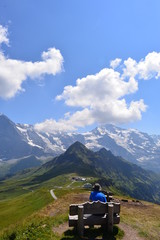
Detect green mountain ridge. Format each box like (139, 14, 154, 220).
(32, 141, 160, 203)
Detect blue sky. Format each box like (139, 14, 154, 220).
(0, 0, 160, 134)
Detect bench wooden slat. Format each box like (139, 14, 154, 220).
(69, 201, 120, 215)
(113, 202, 120, 214)
(69, 213, 120, 227)
(70, 201, 107, 215)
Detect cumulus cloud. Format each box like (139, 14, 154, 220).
(110, 58, 122, 69)
(34, 118, 76, 133)
(0, 25, 63, 99)
(34, 109, 94, 133)
(38, 52, 160, 133)
(54, 66, 146, 132)
(35, 99, 147, 134)
(56, 68, 138, 107)
(0, 48, 63, 99)
(0, 25, 9, 45)
(38, 49, 160, 133)
(55, 51, 160, 133)
(123, 52, 160, 80)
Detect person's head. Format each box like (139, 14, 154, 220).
(93, 183, 102, 192)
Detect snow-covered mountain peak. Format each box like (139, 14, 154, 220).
(1, 114, 160, 172)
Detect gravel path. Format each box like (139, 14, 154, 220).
(119, 223, 145, 240)
(50, 189, 57, 200)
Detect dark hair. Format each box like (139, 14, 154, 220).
(93, 183, 102, 191)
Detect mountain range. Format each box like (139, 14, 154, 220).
(1, 113, 160, 175)
(29, 141, 160, 203)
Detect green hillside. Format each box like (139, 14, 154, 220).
(0, 181, 160, 240)
(0, 141, 160, 239)
(0, 155, 54, 180)
(30, 141, 160, 203)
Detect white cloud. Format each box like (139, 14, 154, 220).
(34, 51, 160, 133)
(39, 49, 160, 133)
(137, 52, 160, 80)
(34, 108, 94, 133)
(38, 49, 160, 133)
(0, 48, 63, 99)
(123, 52, 160, 80)
(0, 25, 9, 45)
(35, 97, 147, 134)
(56, 67, 143, 128)
(56, 68, 138, 107)
(0, 24, 63, 99)
(60, 51, 160, 130)
(110, 58, 122, 69)
(54, 51, 160, 132)
(34, 118, 76, 133)
(123, 58, 137, 78)
(37, 60, 148, 133)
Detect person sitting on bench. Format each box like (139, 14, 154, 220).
(89, 183, 107, 203)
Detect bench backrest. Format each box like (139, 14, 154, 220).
(69, 201, 120, 215)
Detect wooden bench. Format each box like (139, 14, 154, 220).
(69, 201, 120, 237)
(102, 191, 113, 202)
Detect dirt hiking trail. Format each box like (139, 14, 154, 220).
(119, 223, 145, 240)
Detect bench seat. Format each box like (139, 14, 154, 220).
(69, 213, 120, 226)
(68, 201, 120, 236)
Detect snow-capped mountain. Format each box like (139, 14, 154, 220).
(1, 114, 160, 172)
(86, 125, 160, 172)
(0, 114, 45, 161)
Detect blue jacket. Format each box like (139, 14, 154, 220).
(89, 191, 107, 202)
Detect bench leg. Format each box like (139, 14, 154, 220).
(78, 206, 84, 237)
(108, 204, 114, 233)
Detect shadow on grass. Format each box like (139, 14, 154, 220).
(61, 226, 122, 240)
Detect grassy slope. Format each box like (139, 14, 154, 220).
(0, 188, 52, 229)
(0, 173, 87, 229)
(0, 189, 124, 240)
(0, 171, 160, 239)
(120, 198, 160, 240)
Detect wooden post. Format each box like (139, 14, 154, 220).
(107, 192, 110, 202)
(77, 205, 84, 237)
(108, 204, 113, 233)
